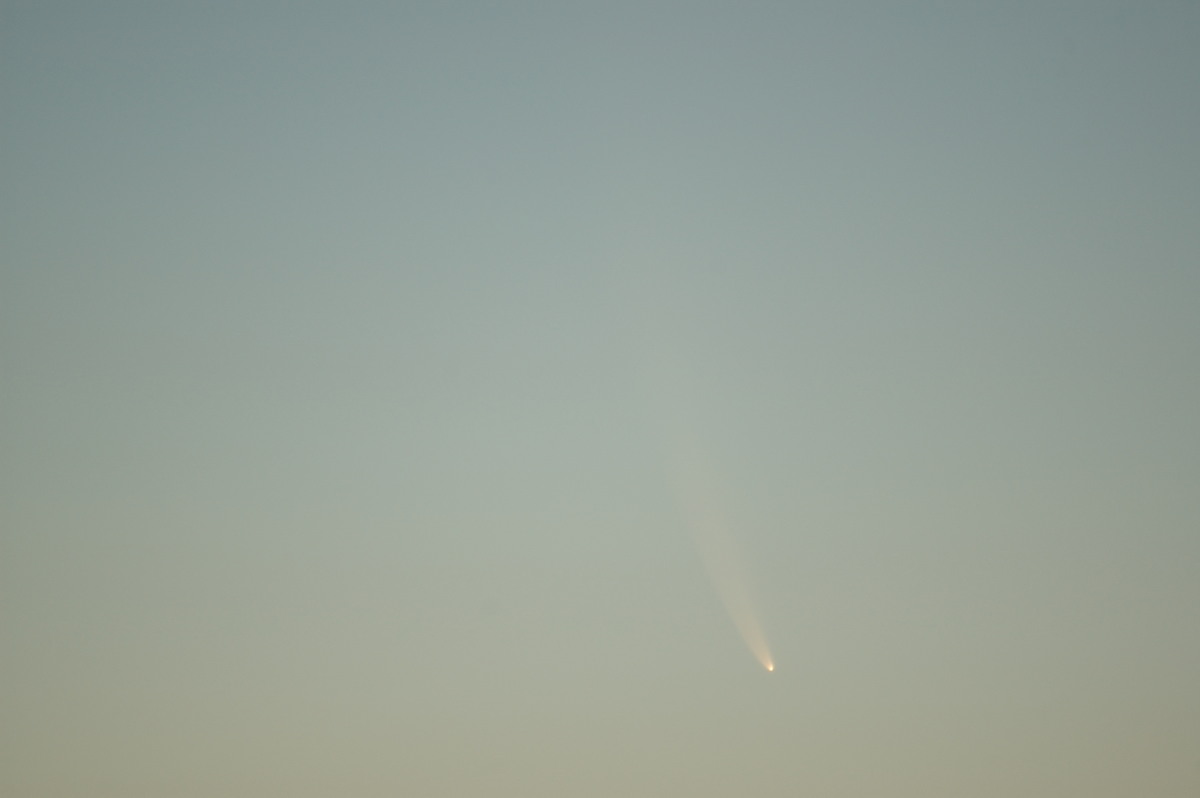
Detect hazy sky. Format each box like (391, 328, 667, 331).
(3, 2, 1198, 796)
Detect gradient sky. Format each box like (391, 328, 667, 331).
(3, 2, 1198, 796)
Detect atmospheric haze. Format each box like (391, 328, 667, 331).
(4, 4, 1199, 796)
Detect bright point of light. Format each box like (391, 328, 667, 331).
(766, 662, 774, 672)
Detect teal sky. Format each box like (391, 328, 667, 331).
(3, 2, 1198, 795)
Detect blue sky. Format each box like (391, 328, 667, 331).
(3, 3, 1198, 796)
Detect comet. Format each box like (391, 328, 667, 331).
(671, 427, 776, 674)
(624, 262, 777, 674)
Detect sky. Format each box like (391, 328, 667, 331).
(2, 2, 1198, 796)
